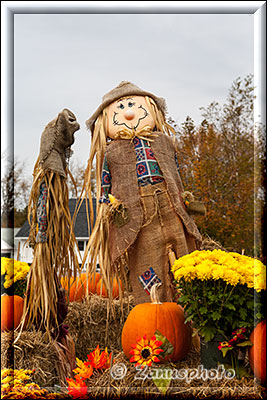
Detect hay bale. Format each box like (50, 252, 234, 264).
(200, 235, 228, 252)
(1, 330, 60, 388)
(66, 294, 135, 360)
(1, 294, 134, 389)
(84, 350, 265, 399)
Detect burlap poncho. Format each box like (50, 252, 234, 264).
(106, 132, 202, 265)
(84, 80, 202, 304)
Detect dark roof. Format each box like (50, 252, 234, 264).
(15, 198, 97, 239)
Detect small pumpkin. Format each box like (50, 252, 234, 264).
(121, 284, 192, 362)
(249, 320, 266, 383)
(81, 272, 101, 294)
(61, 276, 85, 302)
(96, 277, 123, 299)
(1, 294, 24, 331)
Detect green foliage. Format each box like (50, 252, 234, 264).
(152, 370, 172, 394)
(175, 278, 263, 342)
(1, 274, 27, 297)
(154, 330, 174, 358)
(173, 75, 265, 258)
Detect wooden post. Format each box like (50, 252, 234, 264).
(168, 248, 176, 267)
(16, 241, 20, 261)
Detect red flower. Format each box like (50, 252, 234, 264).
(66, 377, 87, 399)
(85, 345, 112, 370)
(218, 341, 233, 351)
(229, 336, 238, 344)
(232, 327, 246, 336)
(73, 358, 93, 380)
(230, 328, 246, 345)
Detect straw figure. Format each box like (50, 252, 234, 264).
(17, 109, 80, 371)
(80, 81, 202, 308)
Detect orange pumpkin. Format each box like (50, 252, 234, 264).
(81, 272, 101, 294)
(121, 284, 192, 362)
(249, 320, 266, 383)
(96, 277, 123, 299)
(61, 276, 85, 302)
(1, 294, 24, 331)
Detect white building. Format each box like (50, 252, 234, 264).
(1, 227, 20, 259)
(15, 198, 96, 267)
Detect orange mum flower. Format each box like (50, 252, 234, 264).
(129, 334, 163, 368)
(66, 377, 87, 399)
(85, 345, 112, 370)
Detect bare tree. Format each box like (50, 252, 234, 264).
(1, 153, 31, 227)
(68, 159, 96, 199)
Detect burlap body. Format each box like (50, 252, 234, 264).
(105, 132, 202, 265)
(127, 181, 197, 304)
(39, 109, 79, 177)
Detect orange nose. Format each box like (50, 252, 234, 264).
(124, 110, 135, 120)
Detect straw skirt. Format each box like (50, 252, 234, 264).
(127, 181, 197, 304)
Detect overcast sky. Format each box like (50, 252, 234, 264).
(8, 10, 254, 178)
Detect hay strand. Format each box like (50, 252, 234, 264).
(16, 166, 81, 343)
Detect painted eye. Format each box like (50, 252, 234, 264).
(119, 103, 125, 109)
(128, 101, 135, 107)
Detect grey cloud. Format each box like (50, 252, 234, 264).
(12, 13, 253, 177)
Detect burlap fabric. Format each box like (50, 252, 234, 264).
(39, 109, 80, 177)
(86, 81, 167, 133)
(106, 132, 202, 265)
(127, 181, 197, 304)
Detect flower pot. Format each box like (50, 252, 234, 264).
(200, 335, 231, 369)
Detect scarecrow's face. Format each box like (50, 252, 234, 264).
(106, 96, 155, 138)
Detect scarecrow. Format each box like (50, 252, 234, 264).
(16, 108, 80, 382)
(81, 81, 203, 306)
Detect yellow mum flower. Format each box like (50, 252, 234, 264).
(211, 268, 221, 281)
(1, 375, 14, 384)
(1, 263, 6, 275)
(196, 266, 211, 281)
(13, 272, 26, 283)
(5, 261, 14, 274)
(25, 382, 41, 389)
(4, 278, 14, 289)
(15, 369, 32, 382)
(1, 369, 13, 378)
(171, 250, 266, 291)
(224, 270, 240, 286)
(1, 258, 30, 290)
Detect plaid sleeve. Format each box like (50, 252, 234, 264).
(99, 154, 112, 204)
(36, 182, 48, 243)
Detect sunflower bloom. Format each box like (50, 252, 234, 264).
(129, 334, 163, 368)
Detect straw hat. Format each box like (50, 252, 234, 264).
(86, 81, 167, 134)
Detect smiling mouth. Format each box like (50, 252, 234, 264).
(113, 105, 148, 130)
